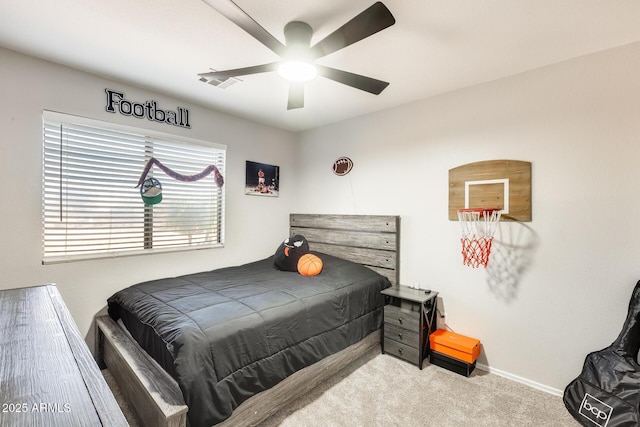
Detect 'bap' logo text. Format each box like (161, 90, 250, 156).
(579, 393, 613, 427)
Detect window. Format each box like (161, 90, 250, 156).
(42, 111, 225, 264)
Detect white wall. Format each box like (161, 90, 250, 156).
(0, 47, 296, 341)
(294, 42, 640, 393)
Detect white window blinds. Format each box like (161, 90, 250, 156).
(42, 111, 225, 264)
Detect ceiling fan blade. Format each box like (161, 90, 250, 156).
(201, 0, 287, 57)
(287, 83, 304, 110)
(198, 62, 280, 82)
(316, 65, 389, 95)
(310, 2, 395, 59)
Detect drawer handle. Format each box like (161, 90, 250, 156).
(398, 333, 403, 340)
(398, 318, 403, 325)
(398, 348, 403, 354)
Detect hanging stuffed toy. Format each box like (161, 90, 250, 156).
(136, 157, 224, 204)
(140, 177, 163, 205)
(273, 235, 310, 272)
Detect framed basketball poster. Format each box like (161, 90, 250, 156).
(245, 161, 279, 197)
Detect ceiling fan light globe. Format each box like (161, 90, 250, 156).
(278, 61, 317, 82)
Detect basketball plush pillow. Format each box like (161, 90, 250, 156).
(297, 254, 323, 276)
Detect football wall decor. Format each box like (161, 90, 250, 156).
(333, 157, 353, 176)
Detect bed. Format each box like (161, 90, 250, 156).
(96, 213, 399, 427)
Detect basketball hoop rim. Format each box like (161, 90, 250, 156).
(457, 207, 502, 214)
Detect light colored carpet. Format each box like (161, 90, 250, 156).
(262, 348, 579, 427)
(103, 348, 580, 426)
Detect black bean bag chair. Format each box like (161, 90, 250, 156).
(563, 280, 640, 426)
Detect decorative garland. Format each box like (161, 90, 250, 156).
(136, 157, 224, 189)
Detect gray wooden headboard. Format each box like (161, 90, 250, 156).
(290, 213, 400, 286)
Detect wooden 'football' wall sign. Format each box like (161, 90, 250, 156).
(448, 160, 532, 221)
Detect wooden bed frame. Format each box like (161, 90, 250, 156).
(95, 213, 399, 427)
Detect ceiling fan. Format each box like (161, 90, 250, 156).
(198, 1, 396, 109)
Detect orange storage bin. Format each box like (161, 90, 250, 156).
(430, 329, 480, 364)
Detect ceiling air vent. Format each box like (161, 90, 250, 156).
(199, 69, 241, 89)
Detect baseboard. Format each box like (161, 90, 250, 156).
(475, 363, 564, 397)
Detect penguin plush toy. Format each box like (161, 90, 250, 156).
(273, 235, 310, 272)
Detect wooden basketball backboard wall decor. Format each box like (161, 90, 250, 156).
(449, 160, 532, 221)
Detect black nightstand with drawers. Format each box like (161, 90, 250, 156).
(381, 286, 438, 369)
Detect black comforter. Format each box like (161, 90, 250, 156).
(108, 253, 390, 426)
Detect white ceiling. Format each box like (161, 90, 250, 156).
(1, 1, 639, 132)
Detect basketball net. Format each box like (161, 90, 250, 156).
(457, 208, 502, 268)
